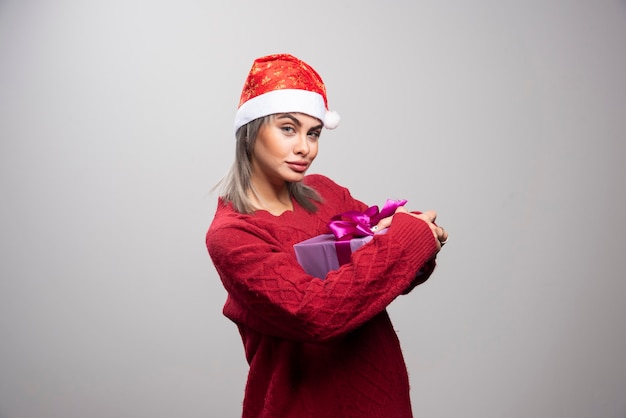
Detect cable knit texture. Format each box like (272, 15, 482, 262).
(206, 175, 439, 418)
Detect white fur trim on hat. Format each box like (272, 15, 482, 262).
(234, 89, 339, 133)
(324, 110, 341, 130)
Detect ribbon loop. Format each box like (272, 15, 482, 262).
(328, 199, 407, 240)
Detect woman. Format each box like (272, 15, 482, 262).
(206, 53, 448, 418)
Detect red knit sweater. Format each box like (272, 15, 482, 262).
(206, 175, 439, 418)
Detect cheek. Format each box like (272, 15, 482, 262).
(262, 137, 289, 157)
(310, 142, 319, 159)
(254, 137, 281, 161)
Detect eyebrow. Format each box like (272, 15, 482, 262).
(276, 113, 323, 130)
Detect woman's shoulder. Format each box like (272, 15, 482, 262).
(303, 174, 366, 213)
(303, 173, 346, 192)
(206, 200, 268, 251)
(207, 199, 250, 234)
(208, 198, 291, 236)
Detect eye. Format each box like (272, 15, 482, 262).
(308, 130, 321, 140)
(280, 125, 296, 134)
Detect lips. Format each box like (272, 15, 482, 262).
(286, 161, 309, 173)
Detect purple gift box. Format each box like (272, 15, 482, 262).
(294, 229, 387, 278)
(294, 199, 409, 279)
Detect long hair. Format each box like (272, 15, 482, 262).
(218, 115, 322, 214)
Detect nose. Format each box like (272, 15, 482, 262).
(294, 133, 310, 156)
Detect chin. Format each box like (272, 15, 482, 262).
(285, 173, 306, 183)
(289, 175, 306, 182)
(282, 168, 305, 179)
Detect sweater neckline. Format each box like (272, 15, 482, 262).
(254, 197, 298, 218)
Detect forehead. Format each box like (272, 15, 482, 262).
(271, 112, 323, 126)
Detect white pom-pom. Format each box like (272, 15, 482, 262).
(324, 110, 341, 129)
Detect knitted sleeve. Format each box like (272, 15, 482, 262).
(207, 211, 438, 343)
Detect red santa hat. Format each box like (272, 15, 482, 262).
(234, 53, 340, 133)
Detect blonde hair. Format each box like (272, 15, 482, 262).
(218, 115, 322, 214)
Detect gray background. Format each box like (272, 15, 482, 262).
(1, 1, 625, 417)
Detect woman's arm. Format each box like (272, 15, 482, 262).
(207, 212, 438, 343)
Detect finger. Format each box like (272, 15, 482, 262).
(438, 226, 449, 245)
(417, 210, 437, 224)
(373, 215, 393, 231)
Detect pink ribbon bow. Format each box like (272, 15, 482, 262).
(328, 199, 408, 240)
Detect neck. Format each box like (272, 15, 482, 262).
(248, 180, 293, 215)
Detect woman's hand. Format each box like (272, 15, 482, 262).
(373, 206, 448, 249)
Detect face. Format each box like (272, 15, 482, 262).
(250, 113, 322, 188)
